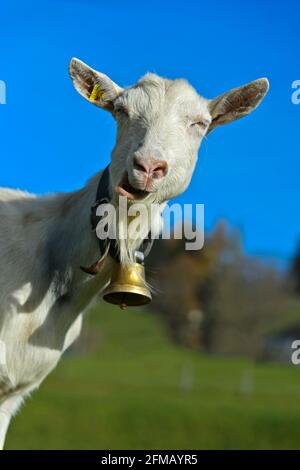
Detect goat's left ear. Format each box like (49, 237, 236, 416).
(69, 58, 123, 111)
(208, 78, 269, 132)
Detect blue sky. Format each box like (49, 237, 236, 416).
(0, 0, 299, 262)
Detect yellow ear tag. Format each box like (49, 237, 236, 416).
(89, 84, 106, 102)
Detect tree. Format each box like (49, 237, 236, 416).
(148, 221, 288, 358)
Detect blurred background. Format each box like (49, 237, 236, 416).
(1, 0, 300, 450)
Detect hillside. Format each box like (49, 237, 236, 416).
(6, 303, 300, 450)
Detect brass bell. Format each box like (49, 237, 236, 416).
(103, 251, 152, 309)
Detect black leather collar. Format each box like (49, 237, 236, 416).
(90, 165, 120, 261)
(90, 165, 154, 264)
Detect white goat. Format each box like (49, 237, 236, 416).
(0, 58, 269, 448)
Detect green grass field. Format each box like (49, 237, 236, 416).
(6, 304, 300, 450)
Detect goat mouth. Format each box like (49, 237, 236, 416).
(116, 174, 150, 201)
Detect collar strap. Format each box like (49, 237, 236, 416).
(90, 165, 154, 264)
(90, 165, 119, 261)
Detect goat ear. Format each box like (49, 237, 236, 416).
(208, 78, 269, 132)
(69, 58, 123, 111)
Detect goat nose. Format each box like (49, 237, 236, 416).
(133, 156, 168, 179)
(151, 160, 168, 179)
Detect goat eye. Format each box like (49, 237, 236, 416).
(192, 120, 208, 129)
